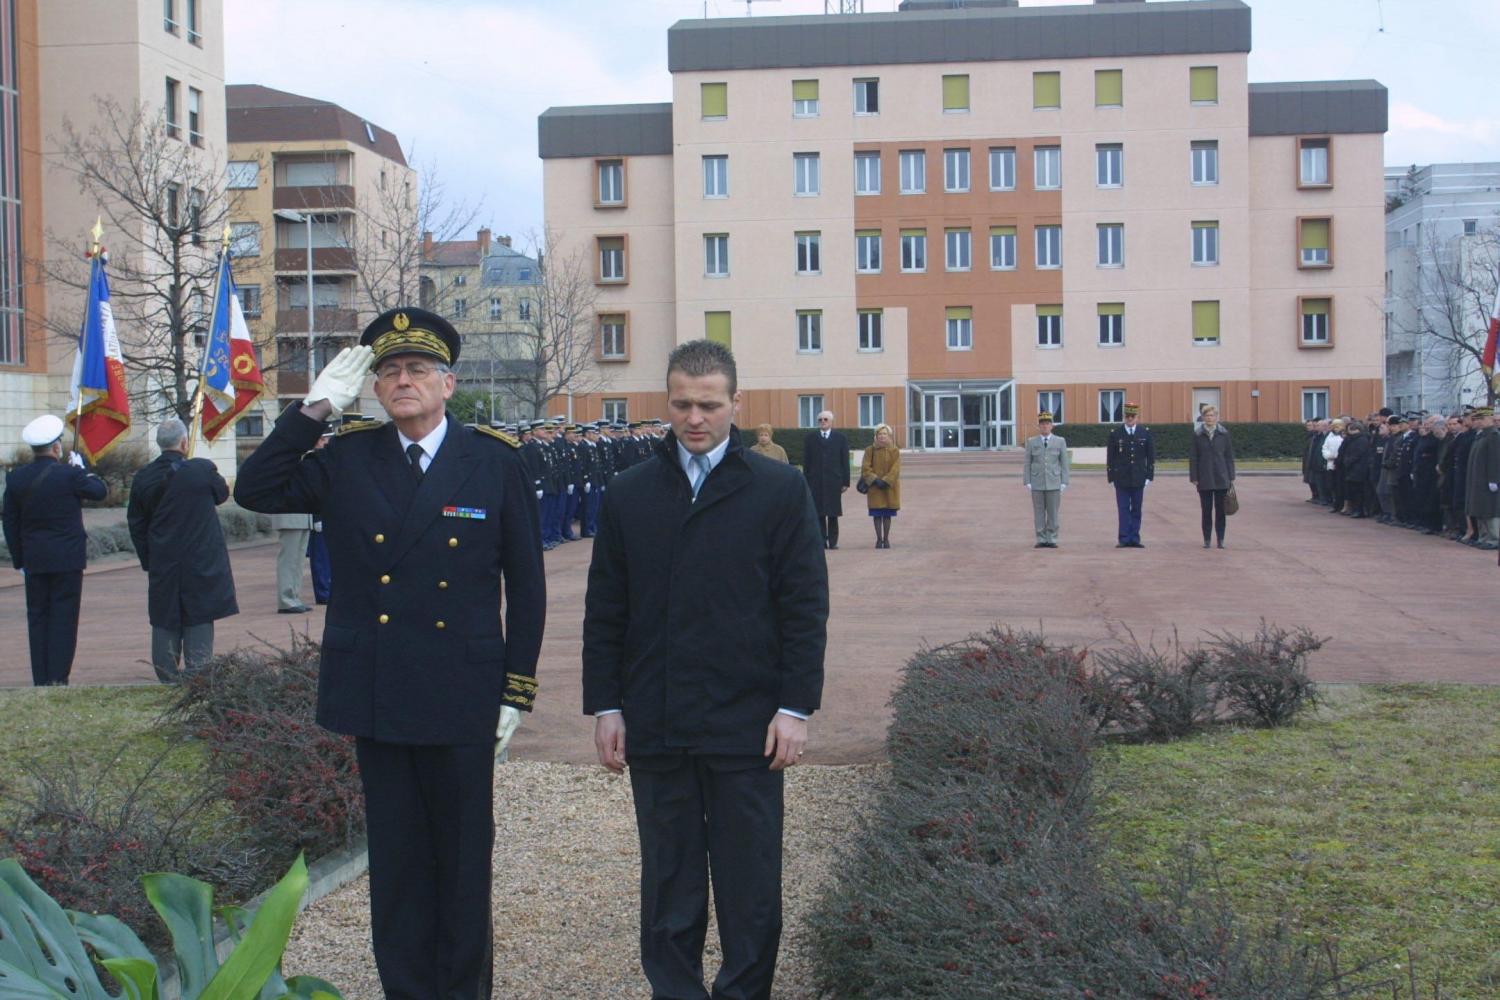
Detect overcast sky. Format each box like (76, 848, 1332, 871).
(225, 0, 1500, 243)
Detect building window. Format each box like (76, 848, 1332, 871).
(705, 310, 731, 347)
(702, 155, 728, 198)
(1095, 69, 1122, 108)
(452, 298, 468, 318)
(1300, 297, 1332, 346)
(989, 147, 1016, 191)
(187, 87, 203, 146)
(859, 394, 885, 427)
(229, 222, 261, 257)
(1036, 305, 1062, 348)
(1299, 217, 1331, 267)
(1190, 65, 1218, 105)
(1302, 388, 1329, 422)
(1191, 141, 1219, 185)
(792, 79, 819, 117)
(702, 82, 727, 119)
(1099, 389, 1125, 423)
(597, 236, 626, 282)
(795, 231, 821, 274)
(942, 74, 970, 113)
(186, 0, 201, 43)
(237, 284, 261, 318)
(597, 159, 624, 206)
(1035, 225, 1061, 269)
(1192, 300, 1220, 345)
(1192, 221, 1219, 266)
(945, 228, 971, 271)
(519, 299, 532, 321)
(854, 78, 879, 114)
(235, 414, 264, 437)
(187, 187, 204, 241)
(705, 233, 730, 276)
(1464, 219, 1479, 236)
(854, 151, 881, 195)
(943, 148, 970, 193)
(1097, 224, 1123, 267)
(946, 306, 973, 350)
(1033, 71, 1061, 110)
(900, 229, 926, 272)
(1299, 138, 1330, 187)
(794, 152, 820, 196)
(453, 274, 467, 286)
(600, 314, 627, 358)
(165, 77, 180, 138)
(164, 0, 177, 33)
(603, 399, 629, 423)
(227, 161, 259, 189)
(797, 309, 822, 353)
(858, 309, 883, 351)
(489, 298, 503, 320)
(899, 150, 925, 194)
(1037, 391, 1064, 424)
(1034, 146, 1060, 190)
(1096, 144, 1122, 187)
(798, 395, 824, 428)
(1098, 303, 1123, 346)
(989, 226, 1016, 270)
(856, 230, 881, 273)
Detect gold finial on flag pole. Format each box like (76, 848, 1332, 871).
(221, 224, 232, 249)
(87, 217, 104, 258)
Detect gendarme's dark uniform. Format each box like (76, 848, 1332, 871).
(1106, 407, 1155, 547)
(233, 307, 545, 1000)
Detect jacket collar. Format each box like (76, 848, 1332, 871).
(657, 427, 749, 513)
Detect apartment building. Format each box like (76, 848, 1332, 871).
(0, 0, 224, 444)
(1384, 162, 1500, 414)
(225, 84, 413, 438)
(540, 0, 1387, 448)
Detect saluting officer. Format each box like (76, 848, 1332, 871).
(234, 307, 545, 999)
(1106, 401, 1156, 548)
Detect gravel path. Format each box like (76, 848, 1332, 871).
(282, 762, 879, 999)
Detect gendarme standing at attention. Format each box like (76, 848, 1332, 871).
(234, 306, 545, 999)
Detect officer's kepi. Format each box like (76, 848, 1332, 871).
(359, 307, 461, 367)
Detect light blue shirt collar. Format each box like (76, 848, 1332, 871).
(676, 434, 731, 477)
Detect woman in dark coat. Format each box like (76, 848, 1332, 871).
(1338, 421, 1372, 517)
(1187, 405, 1235, 549)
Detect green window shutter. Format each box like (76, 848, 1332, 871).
(990, 225, 1017, 237)
(701, 82, 727, 119)
(1191, 220, 1217, 230)
(1300, 218, 1330, 250)
(899, 227, 925, 238)
(1095, 70, 1122, 107)
(945, 306, 972, 321)
(1192, 300, 1220, 342)
(705, 311, 731, 346)
(1302, 297, 1331, 316)
(942, 74, 970, 111)
(1036, 304, 1062, 317)
(1097, 302, 1124, 316)
(792, 79, 818, 101)
(1033, 72, 1060, 109)
(1190, 66, 1218, 104)
(856, 228, 880, 238)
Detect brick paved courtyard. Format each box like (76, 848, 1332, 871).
(4, 453, 1496, 762)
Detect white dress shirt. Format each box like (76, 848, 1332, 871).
(397, 420, 449, 473)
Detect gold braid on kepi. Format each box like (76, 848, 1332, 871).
(503, 673, 538, 711)
(359, 306, 461, 366)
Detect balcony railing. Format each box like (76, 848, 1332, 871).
(273, 185, 356, 211)
(274, 247, 357, 273)
(275, 308, 359, 334)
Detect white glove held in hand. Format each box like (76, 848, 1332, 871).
(584, 482, 592, 494)
(67, 451, 85, 469)
(535, 490, 543, 500)
(567, 484, 574, 495)
(304, 345, 374, 416)
(1490, 483, 1498, 493)
(495, 705, 523, 759)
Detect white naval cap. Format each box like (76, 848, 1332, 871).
(21, 414, 65, 448)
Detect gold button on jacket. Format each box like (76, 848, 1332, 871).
(380, 574, 391, 585)
(448, 537, 458, 548)
(374, 533, 385, 543)
(378, 613, 389, 624)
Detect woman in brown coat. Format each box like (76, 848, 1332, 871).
(859, 423, 901, 548)
(749, 423, 789, 463)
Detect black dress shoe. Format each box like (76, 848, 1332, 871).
(1116, 542, 1127, 548)
(1035, 542, 1045, 548)
(1132, 541, 1145, 548)
(278, 606, 309, 614)
(1217, 540, 1226, 549)
(1203, 540, 1211, 549)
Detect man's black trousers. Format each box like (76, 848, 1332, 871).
(818, 516, 839, 548)
(355, 738, 495, 1000)
(25, 570, 82, 686)
(629, 754, 784, 1000)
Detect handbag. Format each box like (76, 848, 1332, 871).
(1224, 485, 1239, 516)
(856, 479, 869, 494)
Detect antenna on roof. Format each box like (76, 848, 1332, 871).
(825, 0, 864, 10)
(745, 0, 779, 15)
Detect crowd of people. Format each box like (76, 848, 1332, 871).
(1301, 405, 1500, 550)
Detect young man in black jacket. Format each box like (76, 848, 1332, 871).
(583, 339, 829, 1000)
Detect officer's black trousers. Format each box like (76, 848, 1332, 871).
(355, 738, 494, 1000)
(25, 570, 81, 686)
(629, 754, 784, 1000)
(818, 516, 839, 548)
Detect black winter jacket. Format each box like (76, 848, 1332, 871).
(127, 453, 237, 629)
(1188, 425, 1236, 491)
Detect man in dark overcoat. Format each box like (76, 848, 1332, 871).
(802, 409, 851, 549)
(1465, 407, 1500, 549)
(584, 339, 828, 1000)
(2, 414, 108, 686)
(1106, 401, 1155, 547)
(126, 417, 237, 683)
(234, 307, 545, 1000)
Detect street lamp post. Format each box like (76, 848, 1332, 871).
(273, 208, 316, 383)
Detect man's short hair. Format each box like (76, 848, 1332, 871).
(157, 418, 188, 451)
(666, 339, 737, 397)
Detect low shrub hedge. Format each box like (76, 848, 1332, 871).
(739, 427, 875, 467)
(1059, 422, 1309, 460)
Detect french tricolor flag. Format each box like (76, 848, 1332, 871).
(198, 249, 265, 442)
(67, 249, 131, 461)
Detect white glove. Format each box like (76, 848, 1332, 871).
(1060, 483, 1067, 491)
(567, 484, 574, 495)
(495, 705, 522, 759)
(312, 520, 323, 532)
(584, 482, 592, 494)
(1490, 483, 1498, 493)
(535, 490, 543, 500)
(1144, 479, 1151, 487)
(1025, 483, 1032, 491)
(67, 451, 85, 468)
(304, 345, 373, 416)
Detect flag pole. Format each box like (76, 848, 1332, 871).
(186, 227, 231, 458)
(75, 218, 104, 457)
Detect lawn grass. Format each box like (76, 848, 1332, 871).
(1096, 684, 1500, 997)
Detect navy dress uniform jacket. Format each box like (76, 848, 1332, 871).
(234, 404, 545, 745)
(582, 431, 829, 757)
(2, 457, 107, 572)
(1106, 425, 1156, 489)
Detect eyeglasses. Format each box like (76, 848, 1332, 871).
(374, 362, 442, 382)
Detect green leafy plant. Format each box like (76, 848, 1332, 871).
(0, 853, 342, 999)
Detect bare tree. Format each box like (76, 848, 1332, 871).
(511, 229, 604, 419)
(1390, 220, 1500, 408)
(39, 98, 263, 424)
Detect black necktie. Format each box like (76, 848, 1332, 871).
(406, 443, 425, 483)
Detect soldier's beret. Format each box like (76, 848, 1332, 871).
(360, 307, 460, 366)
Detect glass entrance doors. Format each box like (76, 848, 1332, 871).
(909, 381, 1015, 450)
